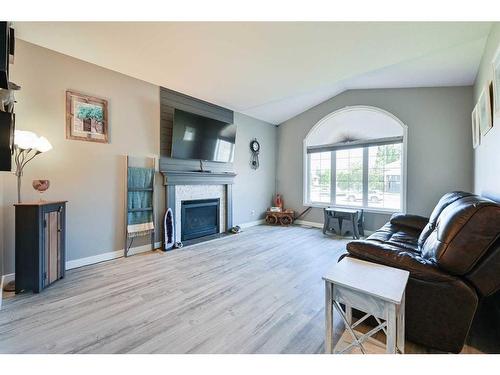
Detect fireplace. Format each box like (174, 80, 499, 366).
(181, 198, 220, 241)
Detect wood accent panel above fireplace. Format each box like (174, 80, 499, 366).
(159, 86, 235, 174)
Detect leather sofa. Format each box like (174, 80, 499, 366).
(344, 191, 500, 353)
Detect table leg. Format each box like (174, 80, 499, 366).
(386, 304, 397, 354)
(351, 213, 360, 239)
(345, 304, 352, 326)
(325, 280, 333, 354)
(358, 210, 365, 237)
(323, 210, 328, 234)
(397, 291, 405, 354)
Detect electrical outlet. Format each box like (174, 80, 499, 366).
(251, 209, 255, 216)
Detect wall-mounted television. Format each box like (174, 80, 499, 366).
(171, 108, 237, 163)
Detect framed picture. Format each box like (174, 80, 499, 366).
(478, 83, 492, 137)
(492, 45, 500, 123)
(66, 90, 108, 143)
(471, 104, 480, 148)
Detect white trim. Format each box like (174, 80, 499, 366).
(239, 219, 265, 228)
(66, 241, 162, 270)
(305, 202, 398, 215)
(303, 105, 408, 214)
(294, 220, 374, 237)
(294, 219, 324, 229)
(1, 273, 15, 311)
(0, 275, 4, 310)
(2, 273, 15, 284)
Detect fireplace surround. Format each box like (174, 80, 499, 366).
(161, 170, 236, 245)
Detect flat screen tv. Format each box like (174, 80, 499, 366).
(171, 108, 236, 163)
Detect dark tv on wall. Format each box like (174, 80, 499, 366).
(171, 109, 237, 163)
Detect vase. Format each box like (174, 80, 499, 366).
(32, 179, 50, 201)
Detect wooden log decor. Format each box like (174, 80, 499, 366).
(265, 210, 295, 226)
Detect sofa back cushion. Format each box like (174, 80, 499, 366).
(417, 191, 474, 249)
(420, 193, 500, 275)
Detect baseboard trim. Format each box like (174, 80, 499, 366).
(293, 220, 374, 237)
(0, 242, 162, 294)
(293, 219, 323, 229)
(0, 275, 4, 310)
(66, 241, 162, 270)
(0, 273, 14, 311)
(239, 219, 265, 228)
(2, 273, 15, 284)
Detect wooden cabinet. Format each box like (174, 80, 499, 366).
(15, 201, 67, 293)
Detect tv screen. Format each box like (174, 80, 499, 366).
(171, 109, 236, 163)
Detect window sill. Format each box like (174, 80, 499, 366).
(304, 202, 403, 215)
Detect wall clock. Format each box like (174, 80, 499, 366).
(250, 139, 260, 169)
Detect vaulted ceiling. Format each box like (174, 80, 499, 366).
(15, 22, 492, 124)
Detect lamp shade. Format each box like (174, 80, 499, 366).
(14, 130, 52, 153)
(35, 136, 53, 153)
(14, 130, 38, 150)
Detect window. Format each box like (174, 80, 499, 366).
(304, 106, 406, 212)
(309, 152, 331, 203)
(368, 143, 402, 209)
(335, 148, 363, 207)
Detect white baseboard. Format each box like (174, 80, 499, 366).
(66, 241, 162, 270)
(0, 275, 3, 310)
(294, 219, 323, 229)
(239, 219, 265, 228)
(2, 273, 15, 284)
(294, 220, 374, 237)
(0, 242, 161, 300)
(1, 273, 14, 311)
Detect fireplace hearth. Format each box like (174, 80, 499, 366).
(181, 199, 220, 241)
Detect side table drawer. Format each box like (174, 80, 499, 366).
(333, 284, 388, 319)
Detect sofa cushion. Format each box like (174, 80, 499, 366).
(366, 222, 420, 252)
(417, 191, 474, 248)
(390, 213, 428, 231)
(346, 240, 458, 282)
(420, 195, 500, 275)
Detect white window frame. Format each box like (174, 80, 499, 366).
(303, 106, 408, 214)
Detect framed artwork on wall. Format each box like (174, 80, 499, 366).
(471, 104, 480, 148)
(492, 45, 500, 124)
(478, 83, 492, 137)
(66, 90, 109, 143)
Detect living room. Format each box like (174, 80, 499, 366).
(1, 1, 500, 373)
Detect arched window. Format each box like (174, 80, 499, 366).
(303, 106, 407, 213)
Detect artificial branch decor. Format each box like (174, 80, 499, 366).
(13, 130, 52, 203)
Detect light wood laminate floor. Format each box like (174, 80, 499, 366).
(0, 225, 495, 353)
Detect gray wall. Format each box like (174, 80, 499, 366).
(473, 23, 500, 201)
(232, 113, 277, 225)
(277, 87, 474, 230)
(1, 40, 276, 275)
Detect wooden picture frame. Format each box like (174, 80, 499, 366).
(492, 44, 500, 125)
(66, 90, 109, 143)
(478, 83, 493, 137)
(472, 104, 480, 149)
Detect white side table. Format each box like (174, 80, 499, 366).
(323, 257, 409, 354)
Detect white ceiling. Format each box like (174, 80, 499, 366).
(15, 22, 492, 124)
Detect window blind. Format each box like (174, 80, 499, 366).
(307, 136, 403, 154)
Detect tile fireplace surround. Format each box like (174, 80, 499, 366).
(175, 185, 226, 241)
(162, 170, 236, 244)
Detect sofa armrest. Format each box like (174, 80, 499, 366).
(346, 240, 455, 282)
(390, 213, 428, 231)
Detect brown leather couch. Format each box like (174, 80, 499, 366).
(344, 191, 500, 353)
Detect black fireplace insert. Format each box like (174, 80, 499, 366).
(181, 198, 220, 241)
